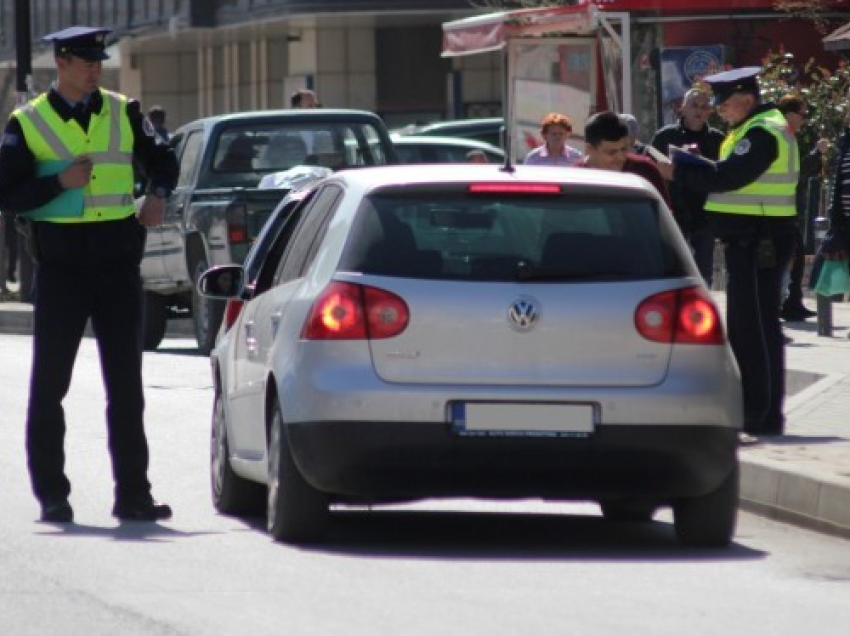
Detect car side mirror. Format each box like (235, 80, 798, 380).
(197, 265, 245, 299)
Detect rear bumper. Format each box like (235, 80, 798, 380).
(287, 422, 738, 504)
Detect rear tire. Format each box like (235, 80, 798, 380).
(211, 392, 265, 516)
(142, 291, 167, 351)
(192, 257, 224, 355)
(673, 465, 739, 548)
(267, 403, 328, 543)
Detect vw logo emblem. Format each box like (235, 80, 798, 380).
(508, 296, 541, 331)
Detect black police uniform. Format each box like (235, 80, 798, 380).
(0, 26, 179, 521)
(673, 69, 797, 435)
(650, 117, 725, 284)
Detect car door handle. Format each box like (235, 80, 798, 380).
(245, 320, 257, 356)
(270, 311, 282, 337)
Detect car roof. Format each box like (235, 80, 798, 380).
(391, 134, 505, 153)
(328, 164, 663, 199)
(176, 109, 387, 134)
(414, 117, 504, 133)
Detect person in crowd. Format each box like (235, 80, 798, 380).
(578, 111, 673, 211)
(672, 67, 798, 437)
(290, 88, 319, 109)
(650, 88, 725, 285)
(620, 113, 654, 157)
(0, 26, 179, 522)
(147, 104, 169, 142)
(776, 93, 826, 321)
(818, 99, 850, 336)
(524, 113, 583, 166)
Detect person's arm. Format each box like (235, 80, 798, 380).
(673, 127, 777, 194)
(821, 134, 850, 259)
(127, 99, 178, 227)
(0, 116, 66, 214)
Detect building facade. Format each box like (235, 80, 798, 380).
(0, 1, 847, 136)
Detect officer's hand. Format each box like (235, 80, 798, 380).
(59, 155, 93, 189)
(137, 195, 165, 227)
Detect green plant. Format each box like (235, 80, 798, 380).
(759, 50, 850, 166)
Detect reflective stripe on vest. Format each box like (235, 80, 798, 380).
(705, 109, 798, 217)
(15, 89, 135, 223)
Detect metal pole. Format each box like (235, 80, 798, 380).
(813, 215, 833, 336)
(14, 0, 35, 304)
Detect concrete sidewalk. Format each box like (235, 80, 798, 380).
(1, 283, 848, 537)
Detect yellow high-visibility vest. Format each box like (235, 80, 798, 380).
(15, 88, 135, 223)
(705, 108, 798, 217)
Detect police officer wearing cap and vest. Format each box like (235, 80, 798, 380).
(672, 67, 798, 437)
(0, 26, 179, 523)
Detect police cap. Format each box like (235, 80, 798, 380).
(703, 67, 762, 106)
(44, 26, 111, 62)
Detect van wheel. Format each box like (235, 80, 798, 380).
(673, 465, 739, 548)
(211, 392, 265, 516)
(142, 291, 167, 351)
(267, 403, 328, 543)
(192, 257, 224, 355)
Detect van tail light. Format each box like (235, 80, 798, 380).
(223, 299, 244, 332)
(302, 282, 409, 340)
(635, 286, 724, 345)
(225, 202, 249, 245)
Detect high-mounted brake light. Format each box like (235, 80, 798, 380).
(468, 183, 562, 194)
(635, 286, 724, 345)
(302, 282, 409, 340)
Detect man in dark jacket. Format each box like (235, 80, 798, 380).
(651, 88, 725, 285)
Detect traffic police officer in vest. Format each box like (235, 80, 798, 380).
(672, 67, 798, 438)
(0, 26, 179, 522)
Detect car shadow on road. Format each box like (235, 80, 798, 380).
(296, 509, 766, 562)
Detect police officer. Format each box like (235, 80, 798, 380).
(672, 68, 798, 437)
(0, 26, 179, 522)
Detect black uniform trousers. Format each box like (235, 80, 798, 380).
(723, 232, 796, 434)
(26, 215, 152, 506)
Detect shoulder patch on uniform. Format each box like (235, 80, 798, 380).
(734, 139, 751, 155)
(2, 132, 19, 147)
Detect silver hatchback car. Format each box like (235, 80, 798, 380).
(199, 164, 742, 547)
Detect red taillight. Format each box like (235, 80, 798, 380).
(226, 203, 248, 244)
(302, 282, 409, 340)
(635, 286, 724, 345)
(223, 299, 244, 331)
(468, 183, 562, 194)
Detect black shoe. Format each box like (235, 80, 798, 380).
(112, 500, 172, 521)
(40, 499, 73, 523)
(781, 304, 817, 321)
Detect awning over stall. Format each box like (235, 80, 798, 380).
(441, 4, 599, 57)
(823, 22, 850, 52)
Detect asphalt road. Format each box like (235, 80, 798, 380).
(1, 333, 849, 636)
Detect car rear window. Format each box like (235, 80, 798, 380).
(339, 186, 685, 281)
(202, 122, 391, 188)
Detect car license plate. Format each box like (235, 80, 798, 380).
(452, 402, 595, 438)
